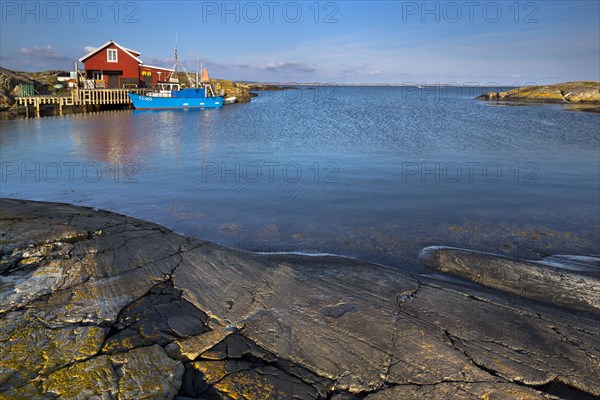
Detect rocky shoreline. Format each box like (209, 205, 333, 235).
(476, 81, 600, 112)
(1, 198, 599, 399)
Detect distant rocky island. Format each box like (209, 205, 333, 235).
(1, 199, 599, 399)
(476, 81, 600, 112)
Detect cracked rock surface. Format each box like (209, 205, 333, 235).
(1, 199, 599, 399)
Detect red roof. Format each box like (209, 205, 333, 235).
(79, 40, 142, 63)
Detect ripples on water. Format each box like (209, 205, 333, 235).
(1, 87, 599, 270)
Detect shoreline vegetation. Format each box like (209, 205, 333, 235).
(1, 198, 599, 399)
(2, 67, 598, 118)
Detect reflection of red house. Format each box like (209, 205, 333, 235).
(79, 40, 173, 88)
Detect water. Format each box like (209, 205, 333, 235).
(1, 87, 599, 271)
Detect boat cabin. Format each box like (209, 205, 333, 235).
(149, 83, 180, 97)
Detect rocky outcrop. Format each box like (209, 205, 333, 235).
(476, 81, 600, 105)
(213, 79, 253, 103)
(0, 68, 28, 110)
(1, 199, 599, 399)
(247, 83, 297, 91)
(0, 67, 53, 110)
(419, 246, 600, 314)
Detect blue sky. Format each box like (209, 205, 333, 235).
(1, 1, 598, 84)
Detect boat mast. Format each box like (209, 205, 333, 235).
(174, 33, 178, 77)
(196, 53, 199, 89)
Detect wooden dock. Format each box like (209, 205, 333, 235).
(16, 88, 150, 117)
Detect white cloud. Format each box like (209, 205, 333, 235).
(264, 61, 315, 73)
(369, 70, 382, 75)
(6, 45, 73, 71)
(83, 45, 97, 53)
(19, 45, 67, 60)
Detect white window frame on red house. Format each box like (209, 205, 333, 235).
(107, 49, 118, 63)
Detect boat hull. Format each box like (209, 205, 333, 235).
(128, 93, 223, 109)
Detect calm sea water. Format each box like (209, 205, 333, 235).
(1, 87, 599, 271)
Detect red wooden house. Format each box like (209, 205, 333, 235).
(79, 40, 174, 88)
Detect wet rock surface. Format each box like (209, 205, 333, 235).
(1, 199, 599, 399)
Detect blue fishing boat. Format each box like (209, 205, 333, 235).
(129, 42, 223, 110)
(128, 82, 223, 110)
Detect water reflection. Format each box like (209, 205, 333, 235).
(1, 88, 598, 269)
(70, 111, 150, 164)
